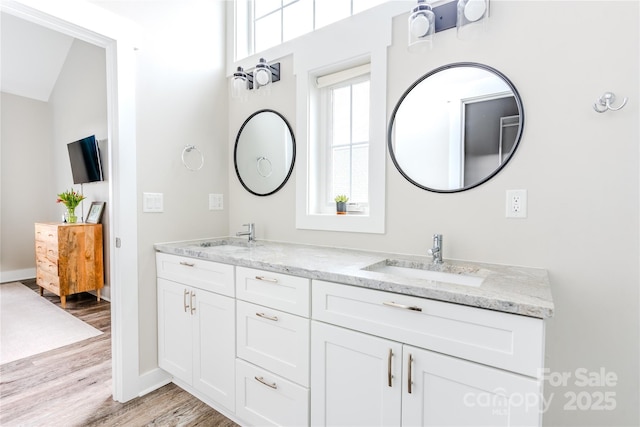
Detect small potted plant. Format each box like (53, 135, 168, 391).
(334, 195, 349, 215)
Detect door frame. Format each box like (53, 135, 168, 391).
(1, 0, 140, 402)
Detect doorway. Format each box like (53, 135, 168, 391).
(0, 1, 139, 402)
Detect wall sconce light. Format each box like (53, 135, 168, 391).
(407, 0, 489, 51)
(457, 0, 489, 38)
(408, 0, 435, 52)
(231, 58, 281, 100)
(232, 66, 251, 100)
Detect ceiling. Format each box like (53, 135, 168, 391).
(1, 12, 75, 102)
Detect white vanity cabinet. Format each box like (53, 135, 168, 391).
(311, 280, 545, 427)
(235, 266, 311, 427)
(156, 253, 236, 413)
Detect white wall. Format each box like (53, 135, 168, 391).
(49, 38, 111, 299)
(0, 93, 54, 281)
(90, 0, 230, 374)
(227, 2, 639, 426)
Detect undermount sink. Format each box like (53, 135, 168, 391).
(363, 259, 485, 287)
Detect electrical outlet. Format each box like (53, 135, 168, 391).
(506, 189, 527, 218)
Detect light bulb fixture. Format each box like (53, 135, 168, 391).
(408, 0, 435, 52)
(457, 0, 489, 39)
(254, 58, 272, 89)
(407, 0, 489, 52)
(231, 66, 251, 100)
(230, 58, 281, 100)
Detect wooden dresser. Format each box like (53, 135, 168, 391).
(35, 222, 104, 308)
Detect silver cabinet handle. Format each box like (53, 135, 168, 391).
(256, 312, 279, 322)
(255, 275, 278, 283)
(388, 349, 394, 387)
(183, 289, 189, 312)
(408, 353, 414, 394)
(180, 261, 195, 267)
(383, 301, 422, 312)
(190, 291, 196, 315)
(255, 376, 277, 389)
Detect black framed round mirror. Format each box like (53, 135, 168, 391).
(234, 109, 296, 196)
(388, 62, 524, 193)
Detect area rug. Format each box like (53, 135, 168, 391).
(0, 282, 103, 364)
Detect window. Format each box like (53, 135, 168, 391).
(235, 0, 387, 59)
(306, 62, 376, 219)
(324, 77, 370, 210)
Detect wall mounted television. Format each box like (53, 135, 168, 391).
(67, 135, 104, 184)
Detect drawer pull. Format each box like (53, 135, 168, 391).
(190, 291, 196, 315)
(383, 301, 422, 312)
(183, 289, 190, 312)
(255, 275, 278, 283)
(180, 261, 195, 267)
(255, 376, 278, 389)
(256, 312, 279, 322)
(388, 348, 394, 387)
(408, 353, 414, 394)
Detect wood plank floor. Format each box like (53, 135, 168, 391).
(0, 280, 239, 427)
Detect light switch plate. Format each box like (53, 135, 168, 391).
(143, 192, 164, 213)
(209, 193, 223, 210)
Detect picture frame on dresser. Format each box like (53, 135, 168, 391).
(86, 201, 105, 224)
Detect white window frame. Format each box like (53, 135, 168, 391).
(234, 0, 388, 60)
(317, 70, 371, 214)
(292, 2, 404, 234)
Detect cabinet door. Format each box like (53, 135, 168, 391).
(158, 278, 193, 383)
(193, 289, 236, 412)
(402, 345, 541, 427)
(311, 321, 402, 427)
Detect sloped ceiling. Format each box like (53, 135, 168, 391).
(1, 12, 74, 102)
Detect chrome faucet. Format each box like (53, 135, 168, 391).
(428, 234, 443, 264)
(236, 223, 255, 242)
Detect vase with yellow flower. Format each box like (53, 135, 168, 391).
(57, 189, 86, 223)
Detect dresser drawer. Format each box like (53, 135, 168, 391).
(36, 255, 58, 275)
(236, 267, 310, 317)
(236, 359, 309, 427)
(312, 280, 545, 378)
(237, 300, 310, 387)
(35, 224, 58, 245)
(35, 242, 58, 262)
(37, 271, 60, 294)
(156, 253, 234, 297)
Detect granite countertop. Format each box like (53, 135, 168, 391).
(154, 237, 554, 319)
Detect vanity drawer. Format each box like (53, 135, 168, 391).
(237, 300, 310, 387)
(236, 267, 310, 317)
(156, 253, 234, 297)
(312, 280, 545, 378)
(236, 359, 309, 427)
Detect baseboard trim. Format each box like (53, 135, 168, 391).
(137, 368, 172, 398)
(0, 268, 36, 284)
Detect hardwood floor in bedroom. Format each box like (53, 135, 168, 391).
(0, 280, 238, 427)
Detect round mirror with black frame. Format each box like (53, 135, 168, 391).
(234, 109, 296, 196)
(388, 62, 524, 193)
